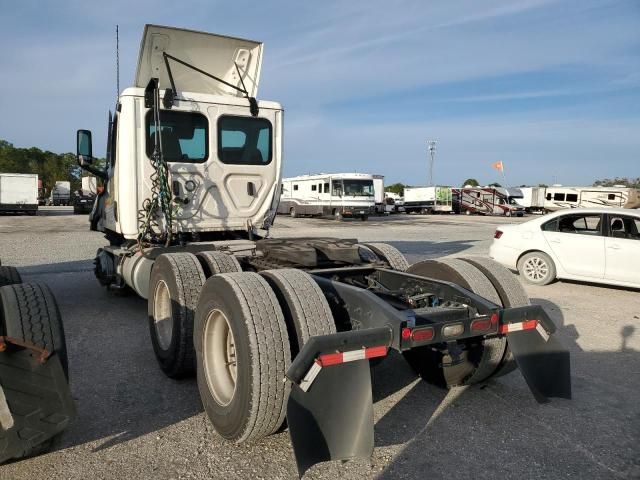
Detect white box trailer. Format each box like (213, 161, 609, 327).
(516, 187, 546, 213)
(278, 173, 376, 220)
(404, 186, 452, 214)
(373, 175, 385, 214)
(81, 176, 97, 195)
(0, 173, 38, 215)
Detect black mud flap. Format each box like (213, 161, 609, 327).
(285, 327, 392, 477)
(502, 306, 571, 403)
(288, 361, 373, 476)
(0, 345, 75, 463)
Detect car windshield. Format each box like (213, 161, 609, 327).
(341, 180, 374, 196)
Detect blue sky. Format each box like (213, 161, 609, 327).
(0, 0, 638, 186)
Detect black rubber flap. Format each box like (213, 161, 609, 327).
(0, 350, 75, 463)
(507, 329, 571, 403)
(287, 360, 374, 477)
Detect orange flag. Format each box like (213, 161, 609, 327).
(492, 161, 504, 171)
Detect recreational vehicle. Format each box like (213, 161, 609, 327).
(452, 187, 525, 216)
(543, 186, 640, 212)
(404, 186, 453, 214)
(515, 187, 546, 214)
(278, 173, 376, 220)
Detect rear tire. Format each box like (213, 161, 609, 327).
(404, 259, 507, 387)
(148, 253, 206, 378)
(334, 210, 343, 221)
(290, 207, 297, 218)
(196, 251, 242, 278)
(260, 269, 336, 356)
(362, 243, 409, 271)
(194, 272, 290, 442)
(0, 266, 22, 287)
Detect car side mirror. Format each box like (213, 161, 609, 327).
(77, 129, 93, 166)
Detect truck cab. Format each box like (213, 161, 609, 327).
(78, 25, 282, 243)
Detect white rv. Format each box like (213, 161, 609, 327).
(278, 173, 376, 220)
(404, 186, 452, 214)
(543, 186, 640, 212)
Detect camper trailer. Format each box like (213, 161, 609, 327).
(453, 187, 525, 216)
(543, 186, 640, 212)
(278, 173, 376, 220)
(404, 186, 452, 214)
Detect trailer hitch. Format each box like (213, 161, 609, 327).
(286, 327, 392, 477)
(500, 305, 571, 402)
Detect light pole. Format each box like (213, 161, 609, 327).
(428, 140, 437, 186)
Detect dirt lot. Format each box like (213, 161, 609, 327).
(1, 208, 638, 479)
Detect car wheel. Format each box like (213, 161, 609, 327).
(517, 251, 556, 285)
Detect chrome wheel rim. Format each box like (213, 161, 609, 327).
(153, 280, 173, 350)
(203, 309, 237, 406)
(523, 257, 549, 281)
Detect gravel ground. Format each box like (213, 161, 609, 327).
(0, 207, 638, 479)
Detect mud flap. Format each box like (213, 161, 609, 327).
(0, 346, 75, 463)
(285, 327, 392, 477)
(507, 329, 571, 403)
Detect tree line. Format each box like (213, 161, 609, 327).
(0, 139, 86, 194)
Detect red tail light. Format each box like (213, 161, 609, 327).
(410, 328, 435, 342)
(494, 230, 503, 239)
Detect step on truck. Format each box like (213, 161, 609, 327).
(75, 25, 571, 476)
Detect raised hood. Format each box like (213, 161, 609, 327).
(135, 24, 263, 97)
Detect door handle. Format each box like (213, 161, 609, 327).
(247, 182, 255, 196)
(607, 244, 621, 250)
(549, 239, 561, 244)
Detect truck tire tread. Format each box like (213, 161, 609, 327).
(362, 243, 409, 271)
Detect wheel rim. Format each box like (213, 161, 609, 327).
(523, 256, 549, 281)
(203, 309, 237, 406)
(153, 280, 173, 350)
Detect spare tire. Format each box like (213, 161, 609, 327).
(0, 282, 68, 377)
(0, 267, 22, 288)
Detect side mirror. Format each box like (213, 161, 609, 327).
(77, 130, 93, 166)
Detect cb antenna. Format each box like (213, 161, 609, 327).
(116, 25, 120, 102)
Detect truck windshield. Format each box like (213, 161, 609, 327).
(341, 180, 374, 196)
(508, 197, 521, 205)
(146, 110, 208, 163)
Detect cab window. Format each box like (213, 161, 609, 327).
(146, 110, 208, 163)
(218, 116, 272, 165)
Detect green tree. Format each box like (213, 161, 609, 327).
(461, 178, 479, 187)
(488, 182, 502, 187)
(385, 183, 406, 196)
(593, 177, 639, 188)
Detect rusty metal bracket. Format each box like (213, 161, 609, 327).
(0, 336, 51, 365)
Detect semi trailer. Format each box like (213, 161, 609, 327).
(74, 25, 570, 475)
(0, 173, 38, 215)
(48, 181, 71, 206)
(72, 176, 97, 214)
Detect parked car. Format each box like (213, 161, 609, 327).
(489, 208, 640, 288)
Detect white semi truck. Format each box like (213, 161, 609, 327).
(404, 186, 453, 214)
(49, 180, 71, 206)
(72, 25, 570, 475)
(0, 173, 39, 215)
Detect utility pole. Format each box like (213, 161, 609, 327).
(428, 140, 437, 186)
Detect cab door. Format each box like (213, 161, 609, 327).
(604, 214, 640, 285)
(542, 213, 605, 279)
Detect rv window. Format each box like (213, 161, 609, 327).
(546, 193, 552, 201)
(566, 194, 578, 202)
(554, 193, 565, 201)
(280, 184, 284, 194)
(293, 184, 298, 191)
(608, 194, 616, 201)
(217, 115, 272, 165)
(332, 180, 343, 196)
(318, 184, 322, 192)
(146, 110, 208, 163)
(323, 182, 329, 193)
(311, 185, 317, 191)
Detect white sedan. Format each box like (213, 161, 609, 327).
(489, 208, 640, 288)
